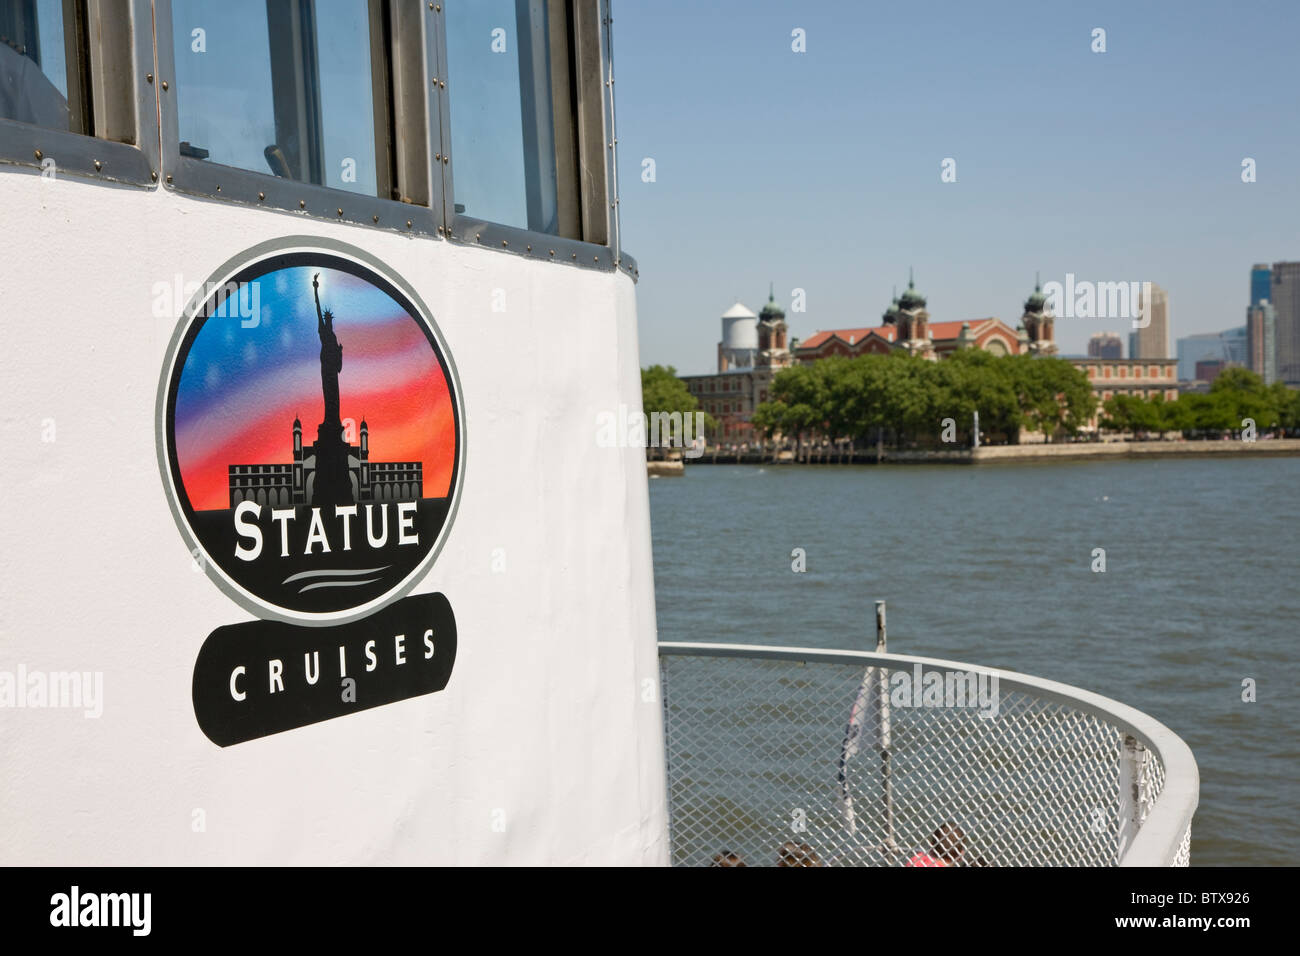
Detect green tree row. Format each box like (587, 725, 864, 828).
(1100, 367, 1300, 436)
(750, 351, 1098, 447)
(640, 364, 715, 434)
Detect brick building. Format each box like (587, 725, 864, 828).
(681, 289, 793, 443)
(794, 276, 1058, 362)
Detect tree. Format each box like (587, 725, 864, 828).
(934, 349, 1019, 443)
(753, 351, 1099, 450)
(1100, 393, 1142, 432)
(1210, 367, 1279, 431)
(640, 365, 713, 449)
(1004, 355, 1096, 440)
(1154, 394, 1191, 433)
(641, 365, 699, 416)
(1269, 382, 1300, 430)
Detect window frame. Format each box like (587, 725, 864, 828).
(432, 0, 631, 276)
(0, 0, 157, 186)
(1, 0, 636, 277)
(155, 0, 442, 235)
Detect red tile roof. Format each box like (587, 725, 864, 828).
(799, 326, 894, 349)
(926, 320, 974, 339)
(800, 319, 1006, 351)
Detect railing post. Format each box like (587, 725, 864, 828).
(1116, 733, 1151, 861)
(875, 600, 897, 857)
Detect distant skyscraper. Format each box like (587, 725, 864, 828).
(1221, 325, 1248, 366)
(1176, 331, 1226, 381)
(1087, 332, 1123, 359)
(1247, 302, 1277, 384)
(1132, 283, 1169, 359)
(1271, 262, 1300, 384)
(1251, 264, 1272, 307)
(1195, 360, 1225, 383)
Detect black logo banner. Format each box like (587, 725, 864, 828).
(192, 593, 456, 747)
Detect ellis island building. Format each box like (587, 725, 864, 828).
(681, 276, 1179, 441)
(681, 277, 1068, 442)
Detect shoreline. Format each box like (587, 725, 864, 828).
(681, 438, 1300, 466)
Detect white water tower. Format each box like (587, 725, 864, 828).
(719, 301, 758, 370)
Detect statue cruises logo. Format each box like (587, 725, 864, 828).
(158, 243, 463, 625)
(156, 240, 464, 745)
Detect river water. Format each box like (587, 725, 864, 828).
(648, 457, 1300, 866)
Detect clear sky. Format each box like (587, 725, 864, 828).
(612, 0, 1300, 373)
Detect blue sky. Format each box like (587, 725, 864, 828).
(613, 0, 1300, 372)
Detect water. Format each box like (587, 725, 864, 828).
(649, 457, 1300, 866)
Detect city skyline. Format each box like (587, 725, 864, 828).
(614, 0, 1300, 374)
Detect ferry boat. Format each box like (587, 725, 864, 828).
(0, 1, 1195, 867)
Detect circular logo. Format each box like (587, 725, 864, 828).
(156, 240, 464, 626)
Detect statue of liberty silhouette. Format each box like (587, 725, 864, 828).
(313, 273, 344, 427)
(309, 273, 353, 505)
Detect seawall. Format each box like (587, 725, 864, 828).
(685, 439, 1300, 466)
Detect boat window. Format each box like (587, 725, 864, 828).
(0, 0, 87, 133)
(441, 0, 612, 250)
(0, 0, 153, 183)
(0, 0, 628, 269)
(445, 0, 562, 234)
(170, 0, 388, 198)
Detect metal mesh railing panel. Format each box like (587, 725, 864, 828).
(661, 653, 1177, 867)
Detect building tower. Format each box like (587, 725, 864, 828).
(1021, 277, 1058, 356)
(1131, 283, 1170, 359)
(359, 417, 371, 500)
(1088, 332, 1123, 359)
(1251, 264, 1272, 307)
(1247, 302, 1278, 384)
(1271, 261, 1300, 385)
(292, 416, 305, 504)
(882, 290, 901, 327)
(888, 270, 933, 357)
(756, 285, 792, 368)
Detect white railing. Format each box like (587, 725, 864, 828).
(659, 642, 1198, 867)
